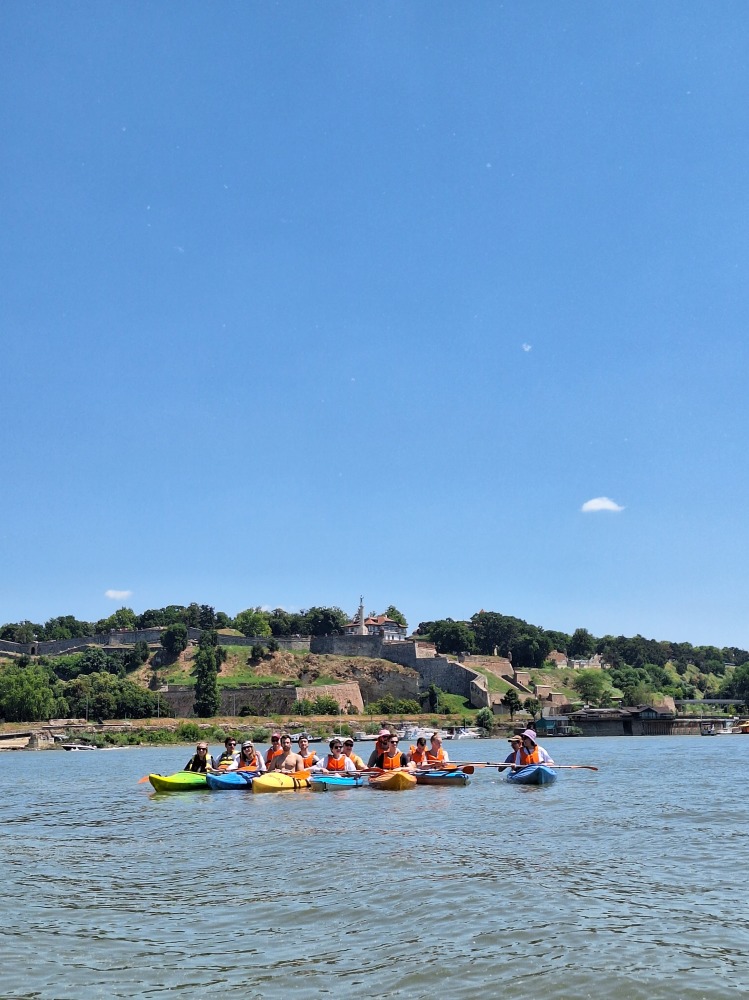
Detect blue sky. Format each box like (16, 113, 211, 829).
(2, 2, 749, 647)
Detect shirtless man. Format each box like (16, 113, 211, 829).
(267, 733, 306, 773)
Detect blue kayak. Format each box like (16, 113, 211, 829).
(310, 774, 366, 791)
(414, 769, 469, 787)
(206, 770, 259, 790)
(506, 765, 557, 786)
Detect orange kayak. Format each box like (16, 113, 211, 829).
(368, 771, 417, 791)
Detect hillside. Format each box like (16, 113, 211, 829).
(140, 647, 420, 698)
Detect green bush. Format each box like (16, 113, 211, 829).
(176, 722, 203, 742)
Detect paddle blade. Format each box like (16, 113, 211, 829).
(137, 775, 151, 784)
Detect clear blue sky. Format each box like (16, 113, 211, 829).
(2, 2, 749, 648)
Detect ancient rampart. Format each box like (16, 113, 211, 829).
(0, 629, 310, 657)
(309, 635, 489, 709)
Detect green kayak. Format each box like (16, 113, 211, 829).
(148, 771, 209, 792)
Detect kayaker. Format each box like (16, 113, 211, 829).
(516, 729, 555, 767)
(265, 733, 283, 766)
(367, 729, 393, 767)
(374, 735, 414, 771)
(297, 735, 321, 768)
(312, 738, 357, 773)
(184, 741, 211, 772)
(342, 738, 366, 770)
(425, 733, 449, 765)
(267, 734, 307, 773)
(230, 740, 266, 773)
(212, 737, 238, 771)
(498, 735, 523, 771)
(408, 737, 428, 766)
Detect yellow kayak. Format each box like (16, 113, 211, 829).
(252, 772, 311, 793)
(368, 771, 417, 791)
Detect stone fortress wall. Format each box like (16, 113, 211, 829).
(1, 629, 489, 710)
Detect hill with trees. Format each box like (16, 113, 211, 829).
(2, 600, 749, 722)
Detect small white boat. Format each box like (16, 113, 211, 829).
(61, 743, 97, 751)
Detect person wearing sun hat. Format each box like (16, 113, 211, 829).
(367, 729, 393, 767)
(342, 738, 366, 770)
(501, 734, 523, 769)
(229, 740, 266, 773)
(517, 729, 555, 766)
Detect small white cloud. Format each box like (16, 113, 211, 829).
(522, 343, 532, 352)
(581, 497, 625, 513)
(105, 589, 132, 600)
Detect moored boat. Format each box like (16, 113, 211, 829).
(506, 765, 557, 786)
(61, 743, 96, 751)
(252, 773, 311, 793)
(310, 774, 365, 791)
(148, 771, 209, 792)
(414, 769, 469, 787)
(368, 771, 417, 791)
(206, 770, 258, 790)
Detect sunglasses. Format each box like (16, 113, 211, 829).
(331, 744, 342, 749)
(388, 739, 399, 744)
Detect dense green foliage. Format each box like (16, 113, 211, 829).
(193, 631, 225, 717)
(0, 655, 164, 723)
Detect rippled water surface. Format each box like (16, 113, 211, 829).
(4, 737, 749, 998)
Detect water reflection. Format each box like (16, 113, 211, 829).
(4, 737, 749, 997)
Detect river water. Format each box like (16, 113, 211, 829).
(4, 736, 749, 999)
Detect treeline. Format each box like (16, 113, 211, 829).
(416, 612, 749, 673)
(0, 603, 407, 644)
(0, 655, 165, 723)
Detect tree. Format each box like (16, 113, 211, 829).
(0, 662, 57, 721)
(303, 607, 348, 636)
(501, 689, 521, 719)
(430, 619, 475, 656)
(572, 669, 610, 706)
(568, 628, 595, 660)
(193, 644, 220, 717)
(721, 662, 749, 706)
(235, 608, 272, 638)
(161, 624, 189, 661)
(509, 632, 552, 670)
(475, 707, 494, 731)
(524, 697, 541, 721)
(383, 605, 407, 628)
(313, 695, 340, 714)
(198, 605, 216, 630)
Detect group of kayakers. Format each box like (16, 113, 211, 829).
(184, 728, 455, 776)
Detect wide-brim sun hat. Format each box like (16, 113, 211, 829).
(521, 729, 537, 743)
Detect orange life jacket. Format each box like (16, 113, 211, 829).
(326, 755, 346, 771)
(301, 752, 316, 768)
(426, 748, 446, 764)
(382, 752, 405, 770)
(410, 746, 427, 765)
(237, 752, 260, 770)
(265, 746, 281, 765)
(519, 746, 540, 765)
